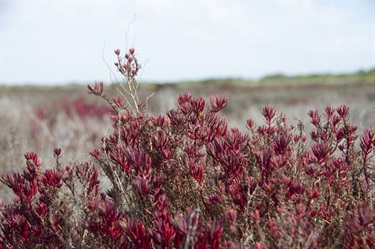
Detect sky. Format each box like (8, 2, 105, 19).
(0, 0, 374, 85)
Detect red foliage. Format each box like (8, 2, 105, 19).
(1, 48, 374, 248)
(31, 97, 112, 145)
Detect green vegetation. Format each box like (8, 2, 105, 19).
(258, 67, 375, 86)
(143, 67, 374, 87)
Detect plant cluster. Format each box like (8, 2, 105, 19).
(32, 98, 111, 137)
(1, 48, 374, 248)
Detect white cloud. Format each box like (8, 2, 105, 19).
(1, 1, 373, 84)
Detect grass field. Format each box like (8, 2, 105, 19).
(0, 70, 374, 247)
(1, 75, 373, 177)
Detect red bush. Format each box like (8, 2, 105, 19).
(32, 98, 112, 135)
(1, 48, 374, 248)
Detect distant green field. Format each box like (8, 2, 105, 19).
(257, 67, 375, 86)
(156, 67, 374, 87)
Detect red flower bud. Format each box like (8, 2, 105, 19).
(312, 142, 330, 164)
(310, 209, 318, 218)
(53, 148, 62, 157)
(325, 106, 334, 117)
(87, 82, 104, 96)
(209, 96, 229, 112)
(65, 165, 73, 174)
(310, 187, 320, 199)
(226, 209, 237, 222)
(262, 105, 276, 123)
(90, 149, 100, 160)
(113, 96, 123, 107)
(336, 105, 349, 119)
(246, 119, 254, 129)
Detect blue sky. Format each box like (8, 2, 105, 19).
(1, 0, 374, 85)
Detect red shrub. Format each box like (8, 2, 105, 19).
(1, 48, 374, 248)
(32, 98, 112, 134)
